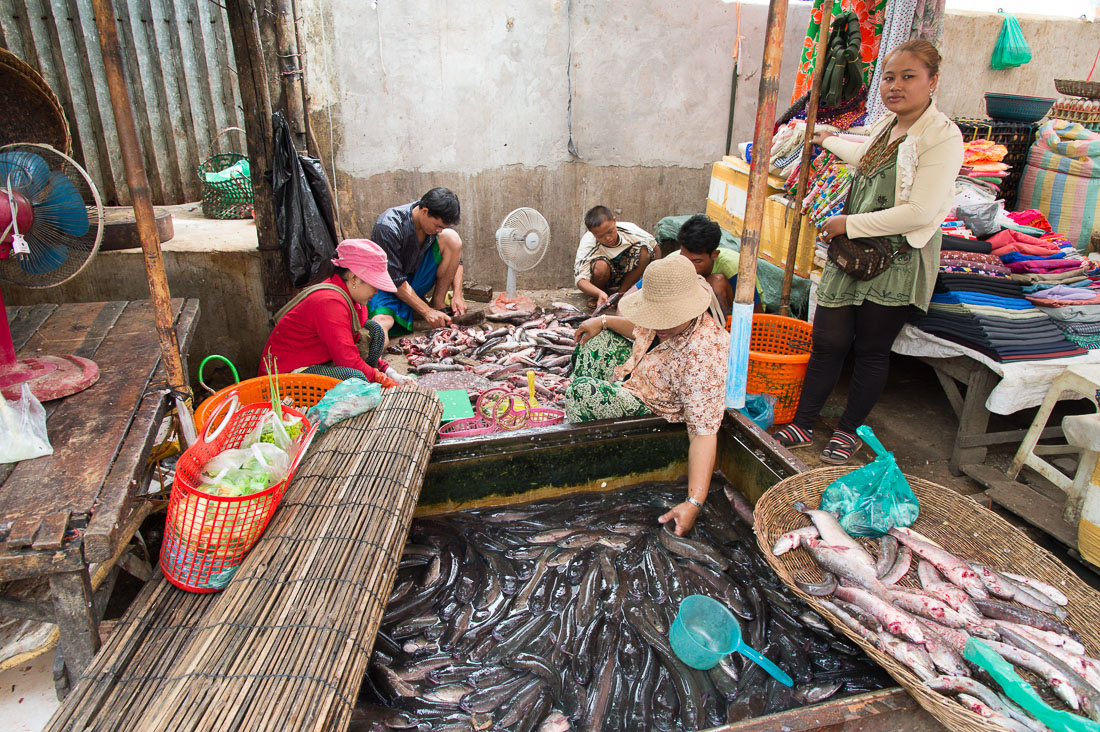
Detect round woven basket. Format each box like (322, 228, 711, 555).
(0, 48, 71, 154)
(754, 467, 1100, 732)
(1055, 79, 1100, 101)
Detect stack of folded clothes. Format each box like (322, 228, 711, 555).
(989, 229, 1094, 285)
(1026, 285, 1100, 350)
(911, 235, 1088, 361)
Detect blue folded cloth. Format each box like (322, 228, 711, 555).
(929, 291, 1035, 310)
(1000, 251, 1068, 263)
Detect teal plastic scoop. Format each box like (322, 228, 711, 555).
(669, 594, 793, 686)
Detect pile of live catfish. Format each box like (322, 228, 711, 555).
(354, 483, 893, 731)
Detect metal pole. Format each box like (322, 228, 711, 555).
(90, 0, 190, 407)
(726, 0, 789, 410)
(779, 1, 833, 316)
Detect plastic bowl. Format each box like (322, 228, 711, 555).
(984, 92, 1054, 124)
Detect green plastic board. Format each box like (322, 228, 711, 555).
(437, 389, 474, 422)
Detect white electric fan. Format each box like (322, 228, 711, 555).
(492, 207, 550, 313)
(0, 143, 104, 400)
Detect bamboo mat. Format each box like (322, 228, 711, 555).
(45, 388, 442, 732)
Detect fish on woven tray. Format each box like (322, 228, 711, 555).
(361, 482, 891, 731)
(397, 309, 581, 407)
(774, 500, 1100, 728)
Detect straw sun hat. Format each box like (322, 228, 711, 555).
(618, 255, 714, 330)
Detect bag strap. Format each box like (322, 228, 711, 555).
(273, 283, 364, 339)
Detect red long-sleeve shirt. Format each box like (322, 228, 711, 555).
(259, 275, 388, 382)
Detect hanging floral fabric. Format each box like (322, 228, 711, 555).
(909, 0, 946, 46)
(791, 0, 887, 102)
(864, 0, 921, 123)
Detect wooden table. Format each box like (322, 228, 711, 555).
(0, 299, 199, 698)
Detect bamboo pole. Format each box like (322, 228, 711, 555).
(90, 0, 190, 415)
(726, 0, 790, 410)
(225, 0, 292, 314)
(779, 2, 833, 316)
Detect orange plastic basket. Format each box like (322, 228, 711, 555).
(194, 374, 339, 432)
(161, 401, 316, 592)
(745, 314, 813, 424)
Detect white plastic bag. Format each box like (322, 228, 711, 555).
(0, 384, 53, 463)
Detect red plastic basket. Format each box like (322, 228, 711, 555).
(160, 399, 316, 592)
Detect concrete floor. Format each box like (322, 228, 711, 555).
(4, 293, 1098, 732)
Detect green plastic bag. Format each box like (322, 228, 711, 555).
(305, 378, 382, 433)
(991, 12, 1032, 69)
(819, 426, 919, 537)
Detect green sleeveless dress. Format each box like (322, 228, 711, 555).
(816, 128, 941, 310)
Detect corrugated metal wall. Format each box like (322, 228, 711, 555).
(0, 0, 244, 205)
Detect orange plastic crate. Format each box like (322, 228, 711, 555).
(745, 314, 813, 424)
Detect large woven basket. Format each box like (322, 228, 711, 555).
(754, 467, 1100, 732)
(1055, 79, 1100, 101)
(0, 48, 71, 154)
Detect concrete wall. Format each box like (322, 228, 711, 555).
(302, 0, 813, 290)
(936, 11, 1100, 120)
(302, 2, 1099, 292)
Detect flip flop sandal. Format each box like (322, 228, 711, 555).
(774, 424, 813, 449)
(820, 430, 862, 465)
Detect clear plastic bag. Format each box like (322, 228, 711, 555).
(955, 201, 1003, 238)
(991, 12, 1032, 69)
(199, 442, 291, 497)
(306, 378, 383, 434)
(0, 384, 53, 464)
(243, 410, 303, 450)
(819, 426, 919, 537)
(739, 393, 777, 431)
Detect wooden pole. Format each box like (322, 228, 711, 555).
(89, 0, 189, 404)
(225, 0, 292, 314)
(779, 2, 833, 316)
(726, 0, 789, 410)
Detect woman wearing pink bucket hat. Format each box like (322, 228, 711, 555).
(260, 239, 408, 387)
(565, 255, 729, 535)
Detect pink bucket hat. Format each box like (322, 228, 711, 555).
(331, 239, 397, 293)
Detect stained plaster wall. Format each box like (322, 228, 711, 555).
(301, 0, 813, 290)
(937, 11, 1100, 120)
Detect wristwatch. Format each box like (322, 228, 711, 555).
(601, 315, 607, 331)
(686, 497, 704, 510)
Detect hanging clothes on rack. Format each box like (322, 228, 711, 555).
(909, 0, 946, 46)
(791, 0, 887, 102)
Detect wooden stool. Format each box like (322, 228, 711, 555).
(1007, 364, 1100, 524)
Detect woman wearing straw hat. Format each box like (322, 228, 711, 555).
(567, 255, 728, 535)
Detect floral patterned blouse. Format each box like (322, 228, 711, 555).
(613, 314, 729, 436)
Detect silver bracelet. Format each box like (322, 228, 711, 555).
(686, 497, 704, 510)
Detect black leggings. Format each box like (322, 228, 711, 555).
(791, 302, 912, 434)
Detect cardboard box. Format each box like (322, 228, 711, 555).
(706, 158, 818, 278)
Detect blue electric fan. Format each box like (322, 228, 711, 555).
(0, 143, 103, 400)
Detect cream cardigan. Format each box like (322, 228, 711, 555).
(822, 101, 963, 249)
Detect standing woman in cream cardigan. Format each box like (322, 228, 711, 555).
(775, 40, 963, 463)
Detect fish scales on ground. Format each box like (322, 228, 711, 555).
(774, 499, 1100, 732)
(398, 308, 580, 407)
(360, 483, 888, 730)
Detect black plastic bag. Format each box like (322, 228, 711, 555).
(271, 112, 337, 287)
